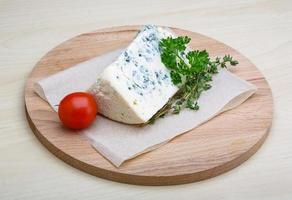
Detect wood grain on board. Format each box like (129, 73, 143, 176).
(24, 26, 273, 185)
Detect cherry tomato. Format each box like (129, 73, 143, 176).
(58, 92, 98, 130)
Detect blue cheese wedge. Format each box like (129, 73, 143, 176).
(89, 25, 179, 124)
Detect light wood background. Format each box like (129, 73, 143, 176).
(0, 0, 291, 199)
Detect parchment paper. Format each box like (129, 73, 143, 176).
(34, 48, 257, 167)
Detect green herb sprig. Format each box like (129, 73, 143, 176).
(148, 36, 238, 124)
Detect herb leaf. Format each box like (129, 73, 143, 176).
(147, 36, 239, 123)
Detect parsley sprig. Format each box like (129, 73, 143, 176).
(148, 36, 238, 124)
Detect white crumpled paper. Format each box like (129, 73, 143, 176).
(34, 48, 257, 167)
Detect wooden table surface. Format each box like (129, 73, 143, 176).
(0, 0, 291, 199)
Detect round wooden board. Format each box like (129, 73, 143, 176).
(25, 26, 273, 185)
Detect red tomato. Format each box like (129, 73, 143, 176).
(58, 92, 98, 130)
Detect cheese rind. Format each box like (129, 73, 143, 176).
(89, 25, 179, 124)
